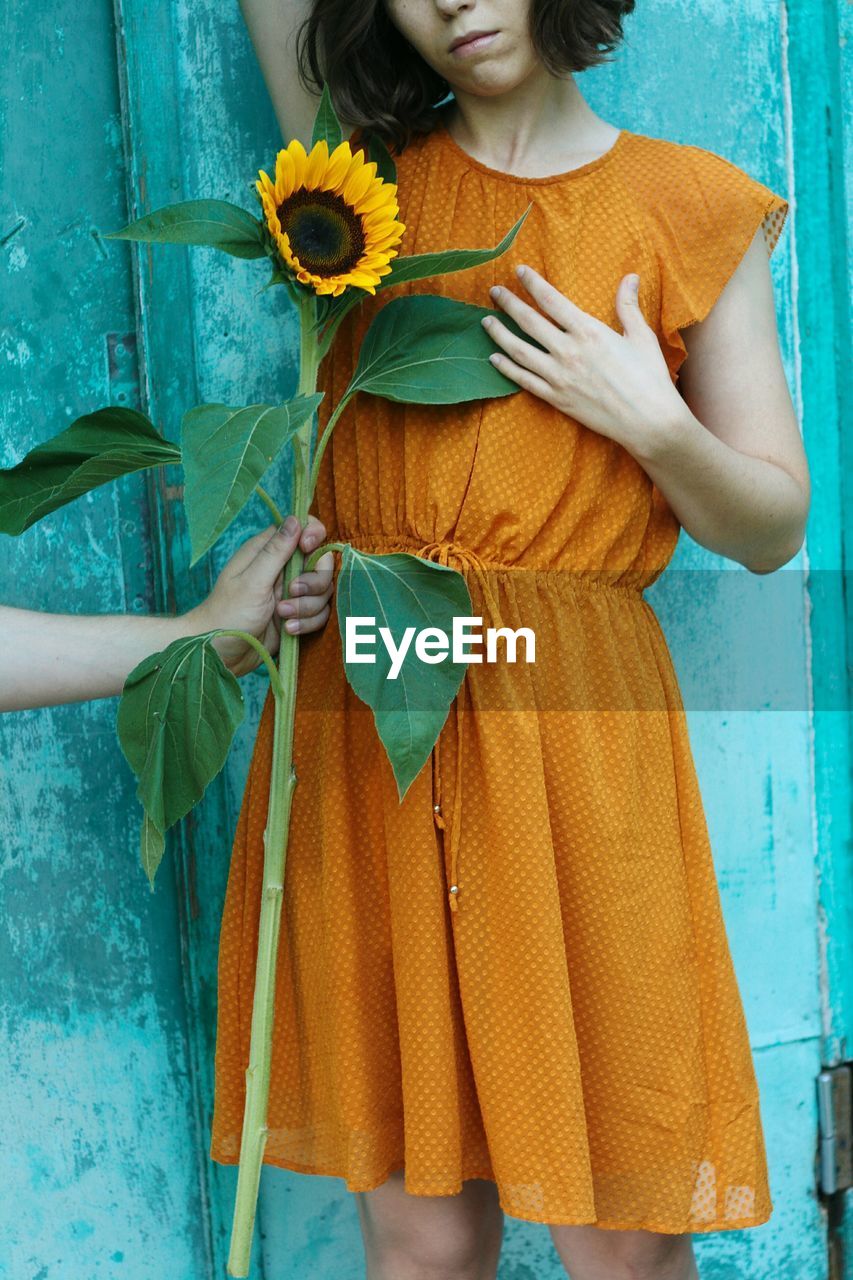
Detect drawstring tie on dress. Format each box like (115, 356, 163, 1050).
(415, 540, 506, 916)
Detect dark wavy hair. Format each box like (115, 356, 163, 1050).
(295, 1, 635, 155)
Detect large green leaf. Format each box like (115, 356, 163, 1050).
(181, 395, 323, 564)
(346, 294, 545, 404)
(104, 199, 267, 260)
(0, 407, 181, 535)
(377, 206, 530, 292)
(117, 633, 245, 889)
(336, 546, 472, 798)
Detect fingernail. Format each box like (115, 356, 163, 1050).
(303, 534, 317, 548)
(516, 266, 526, 279)
(285, 619, 299, 632)
(283, 515, 298, 534)
(630, 274, 640, 291)
(280, 602, 296, 616)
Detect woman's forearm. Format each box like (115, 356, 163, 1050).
(238, 0, 315, 143)
(0, 606, 199, 711)
(631, 400, 809, 573)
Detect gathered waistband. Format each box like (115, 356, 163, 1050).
(344, 531, 651, 595)
(338, 531, 652, 918)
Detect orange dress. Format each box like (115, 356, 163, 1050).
(210, 117, 789, 1232)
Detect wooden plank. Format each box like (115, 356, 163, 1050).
(596, 0, 828, 1272)
(0, 1, 208, 1273)
(110, 0, 254, 1272)
(785, 0, 853, 1067)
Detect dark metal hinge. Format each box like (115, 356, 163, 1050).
(817, 1063, 852, 1194)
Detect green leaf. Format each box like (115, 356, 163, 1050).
(346, 294, 545, 404)
(103, 199, 267, 260)
(140, 815, 166, 893)
(181, 396, 323, 564)
(309, 293, 337, 332)
(366, 131, 397, 187)
(117, 633, 245, 886)
(336, 547, 471, 798)
(0, 407, 181, 535)
(315, 207, 530, 340)
(311, 82, 343, 151)
(376, 206, 531, 292)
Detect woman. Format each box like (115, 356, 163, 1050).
(214, 2, 808, 1277)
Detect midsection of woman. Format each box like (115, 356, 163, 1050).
(216, 0, 804, 1267)
(213, 98, 786, 1221)
(312, 114, 682, 586)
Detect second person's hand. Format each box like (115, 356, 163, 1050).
(186, 515, 335, 677)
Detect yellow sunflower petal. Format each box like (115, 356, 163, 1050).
(336, 147, 365, 191)
(356, 187, 398, 216)
(323, 141, 355, 190)
(286, 137, 308, 189)
(274, 149, 297, 200)
(343, 162, 379, 208)
(304, 139, 330, 189)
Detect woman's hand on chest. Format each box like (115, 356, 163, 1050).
(480, 264, 684, 454)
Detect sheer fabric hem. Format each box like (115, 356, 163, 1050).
(208, 1144, 772, 1234)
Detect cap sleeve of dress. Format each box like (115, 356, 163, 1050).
(656, 144, 789, 380)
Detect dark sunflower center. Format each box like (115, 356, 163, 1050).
(277, 189, 367, 277)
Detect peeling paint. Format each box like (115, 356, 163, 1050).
(3, 0, 845, 1277)
(6, 242, 28, 272)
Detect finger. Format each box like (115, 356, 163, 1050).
(283, 602, 331, 636)
(487, 350, 555, 403)
(513, 265, 590, 332)
(481, 314, 554, 380)
(289, 547, 335, 591)
(220, 524, 280, 577)
(299, 514, 327, 553)
(278, 579, 334, 618)
(488, 284, 564, 352)
(243, 520, 302, 590)
(288, 570, 333, 599)
(616, 272, 649, 337)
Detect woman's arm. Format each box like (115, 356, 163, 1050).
(631, 230, 809, 572)
(0, 518, 334, 712)
(238, 0, 350, 147)
(482, 239, 808, 575)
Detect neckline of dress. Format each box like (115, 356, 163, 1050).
(432, 113, 630, 186)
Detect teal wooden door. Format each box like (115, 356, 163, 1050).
(0, 1, 221, 1276)
(2, 1, 849, 1277)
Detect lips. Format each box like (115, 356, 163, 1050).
(450, 29, 498, 53)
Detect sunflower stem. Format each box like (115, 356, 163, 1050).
(255, 484, 284, 526)
(215, 629, 284, 696)
(307, 392, 352, 499)
(316, 295, 358, 361)
(226, 290, 320, 1278)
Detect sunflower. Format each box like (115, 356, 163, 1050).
(256, 137, 406, 298)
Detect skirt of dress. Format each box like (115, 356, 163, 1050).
(209, 567, 773, 1232)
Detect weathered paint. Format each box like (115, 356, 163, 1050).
(1, 1, 849, 1278)
(0, 1, 210, 1275)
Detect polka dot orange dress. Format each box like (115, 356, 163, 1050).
(210, 115, 789, 1233)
